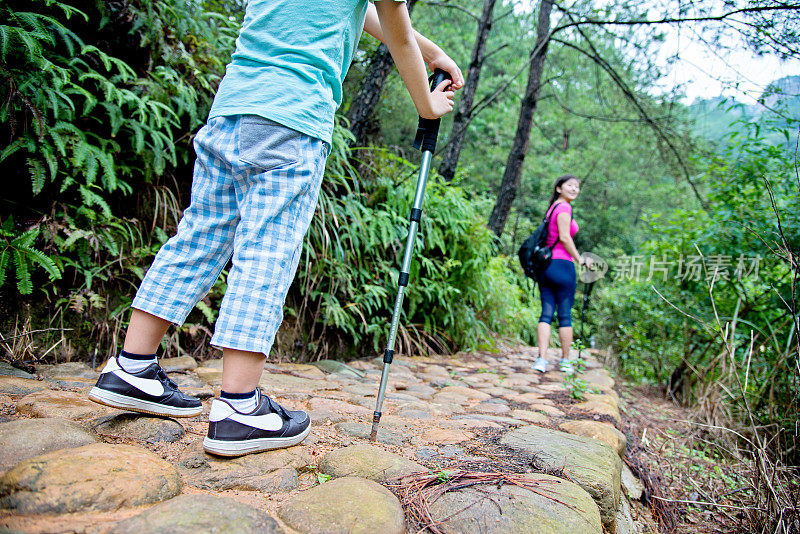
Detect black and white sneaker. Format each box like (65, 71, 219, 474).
(203, 391, 311, 457)
(88, 356, 202, 418)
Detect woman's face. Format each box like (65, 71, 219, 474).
(558, 178, 580, 201)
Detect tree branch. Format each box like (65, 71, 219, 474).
(419, 0, 479, 21)
(552, 3, 800, 32)
(551, 33, 708, 209)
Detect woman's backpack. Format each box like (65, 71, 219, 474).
(518, 203, 570, 279)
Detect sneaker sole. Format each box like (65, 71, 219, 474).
(88, 387, 202, 418)
(202, 424, 312, 457)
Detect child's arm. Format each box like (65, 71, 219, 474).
(364, 3, 464, 92)
(368, 1, 461, 119)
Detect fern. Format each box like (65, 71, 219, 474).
(0, 222, 62, 295)
(26, 159, 46, 194)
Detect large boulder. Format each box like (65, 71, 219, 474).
(94, 413, 185, 443)
(0, 377, 48, 397)
(499, 425, 622, 530)
(0, 418, 98, 470)
(278, 477, 404, 534)
(0, 443, 181, 513)
(110, 494, 284, 534)
(319, 444, 426, 481)
(428, 473, 602, 534)
(0, 362, 35, 379)
(178, 444, 310, 492)
(560, 420, 627, 457)
(36, 362, 98, 389)
(16, 390, 114, 420)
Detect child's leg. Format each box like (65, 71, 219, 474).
(131, 117, 241, 331)
(123, 309, 171, 355)
(90, 117, 242, 417)
(203, 115, 327, 456)
(221, 348, 264, 393)
(212, 115, 328, 376)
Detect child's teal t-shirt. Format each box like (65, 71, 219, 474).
(210, 0, 403, 144)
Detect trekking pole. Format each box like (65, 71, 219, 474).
(370, 69, 451, 442)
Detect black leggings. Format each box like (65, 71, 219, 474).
(538, 259, 576, 327)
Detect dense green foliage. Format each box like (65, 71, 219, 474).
(599, 122, 799, 457)
(0, 0, 239, 355)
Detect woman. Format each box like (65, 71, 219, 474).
(532, 175, 592, 374)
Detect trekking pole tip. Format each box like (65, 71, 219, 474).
(369, 412, 381, 442)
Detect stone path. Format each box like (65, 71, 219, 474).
(0, 346, 651, 533)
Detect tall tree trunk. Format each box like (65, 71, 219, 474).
(347, 0, 418, 147)
(487, 0, 553, 237)
(438, 0, 498, 182)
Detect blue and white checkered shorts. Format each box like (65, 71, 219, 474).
(132, 115, 329, 354)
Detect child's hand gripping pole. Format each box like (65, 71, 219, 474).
(370, 69, 452, 442)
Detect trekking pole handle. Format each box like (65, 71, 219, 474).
(412, 69, 451, 153)
(429, 68, 451, 93)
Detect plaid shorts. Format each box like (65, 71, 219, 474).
(132, 115, 329, 354)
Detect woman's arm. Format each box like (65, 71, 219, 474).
(364, 3, 464, 90)
(556, 211, 584, 265)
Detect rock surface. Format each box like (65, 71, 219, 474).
(335, 422, 406, 446)
(158, 355, 198, 372)
(573, 399, 622, 425)
(560, 419, 627, 457)
(94, 413, 185, 443)
(500, 425, 622, 529)
(179, 445, 310, 492)
(428, 474, 602, 534)
(278, 477, 405, 534)
(110, 494, 284, 534)
(509, 409, 550, 424)
(0, 443, 181, 513)
(319, 444, 427, 481)
(0, 418, 98, 470)
(621, 463, 645, 500)
(0, 377, 48, 397)
(0, 362, 36, 379)
(0, 348, 646, 533)
(16, 390, 113, 420)
(311, 360, 366, 378)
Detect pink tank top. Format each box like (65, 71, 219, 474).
(545, 202, 578, 262)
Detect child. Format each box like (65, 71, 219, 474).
(89, 0, 463, 457)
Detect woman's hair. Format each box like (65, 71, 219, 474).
(547, 174, 580, 207)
